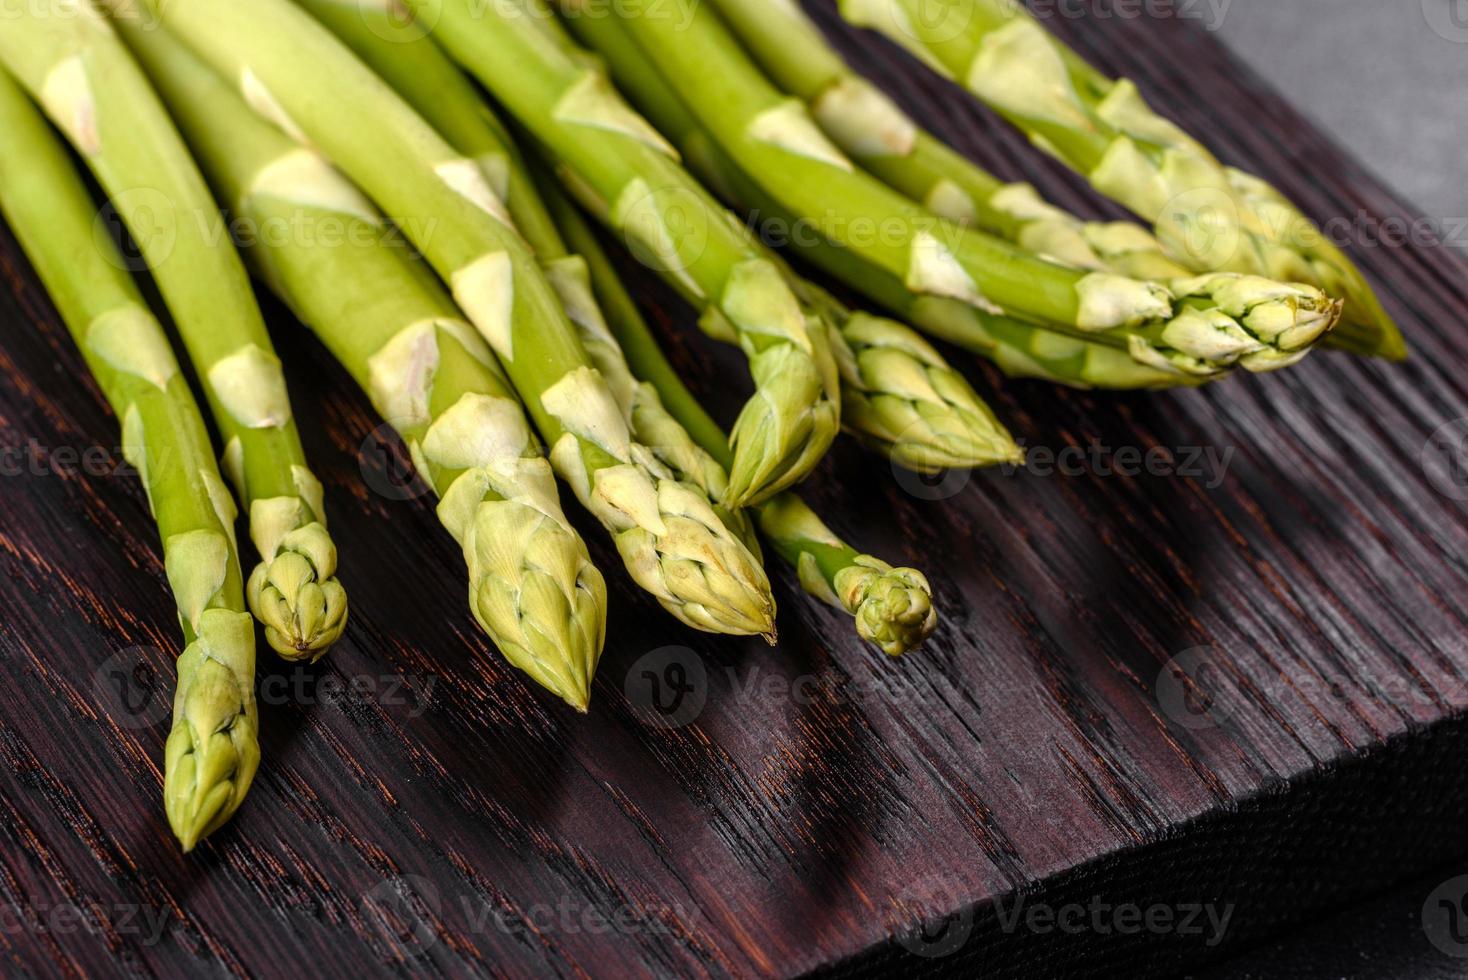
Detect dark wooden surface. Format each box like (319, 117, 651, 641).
(2, 3, 1467, 977)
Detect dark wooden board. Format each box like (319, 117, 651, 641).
(2, 2, 1467, 977)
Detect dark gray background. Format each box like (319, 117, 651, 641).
(1203, 4, 1466, 976)
(1218, 0, 1466, 234)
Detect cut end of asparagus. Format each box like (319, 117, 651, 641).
(724, 344, 840, 508)
(246, 523, 348, 662)
(834, 559, 937, 656)
(164, 610, 259, 852)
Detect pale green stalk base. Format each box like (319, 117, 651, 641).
(0, 64, 257, 850)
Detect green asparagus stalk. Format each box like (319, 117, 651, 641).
(291, 0, 764, 559)
(0, 1, 348, 662)
(0, 66, 257, 851)
(707, 0, 1189, 281)
(838, 0, 1403, 361)
(567, 4, 1189, 391)
(546, 171, 937, 655)
(412, 0, 1020, 477)
(304, 0, 821, 508)
(608, 0, 1340, 380)
(143, 0, 776, 639)
(290, 0, 568, 262)
(404, 0, 845, 507)
(305, 0, 1014, 478)
(111, 8, 608, 710)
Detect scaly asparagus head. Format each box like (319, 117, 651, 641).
(757, 495, 937, 656)
(244, 483, 347, 662)
(166, 609, 260, 851)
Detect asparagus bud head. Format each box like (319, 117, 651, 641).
(165, 608, 260, 852)
(717, 259, 841, 507)
(443, 458, 609, 713)
(834, 558, 937, 657)
(247, 521, 348, 662)
(1171, 273, 1341, 359)
(832, 311, 1022, 472)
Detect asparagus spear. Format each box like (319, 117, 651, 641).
(707, 0, 1189, 281)
(293, 0, 764, 557)
(303, 0, 828, 510)
(608, 0, 1340, 380)
(304, 0, 1014, 479)
(400, 0, 845, 507)
(566, 4, 1190, 391)
(410, 0, 1022, 478)
(546, 171, 937, 655)
(838, 0, 1404, 361)
(111, 8, 608, 710)
(142, 0, 776, 639)
(0, 66, 257, 850)
(0, 1, 348, 662)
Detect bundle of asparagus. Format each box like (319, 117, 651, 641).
(0, 0, 1405, 852)
(111, 11, 610, 713)
(138, 0, 782, 644)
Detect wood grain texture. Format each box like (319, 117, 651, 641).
(1, 2, 1466, 977)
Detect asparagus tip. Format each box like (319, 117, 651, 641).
(246, 530, 348, 662)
